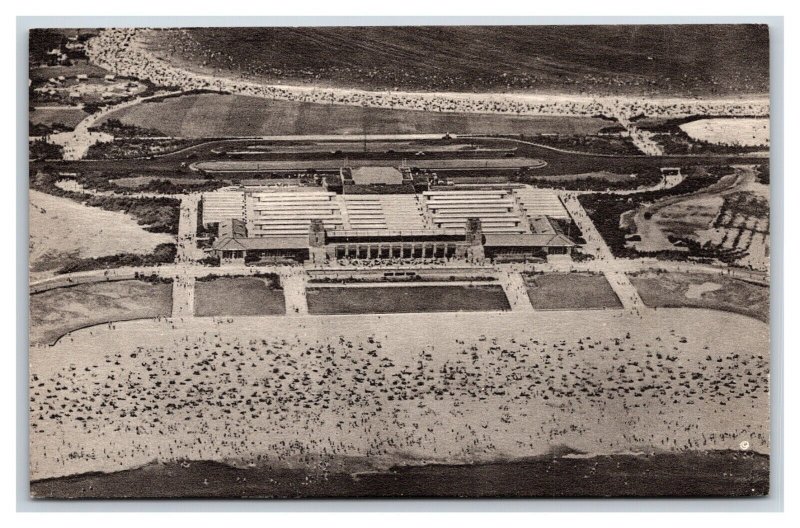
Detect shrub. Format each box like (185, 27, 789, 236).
(29, 140, 63, 161)
(57, 243, 177, 274)
(30, 169, 181, 234)
(578, 169, 723, 259)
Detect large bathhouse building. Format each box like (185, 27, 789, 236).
(203, 187, 577, 264)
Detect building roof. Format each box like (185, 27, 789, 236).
(528, 215, 557, 235)
(350, 166, 404, 185)
(483, 233, 575, 248)
(218, 218, 248, 239)
(212, 236, 309, 251)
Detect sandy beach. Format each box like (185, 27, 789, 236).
(85, 29, 770, 122)
(29, 308, 769, 481)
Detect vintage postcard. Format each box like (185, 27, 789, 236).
(28, 24, 770, 498)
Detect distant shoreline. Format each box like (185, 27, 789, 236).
(140, 26, 770, 101)
(145, 40, 771, 104)
(86, 29, 770, 122)
(31, 450, 770, 499)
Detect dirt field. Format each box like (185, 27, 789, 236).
(524, 272, 622, 310)
(29, 279, 173, 346)
(29, 107, 88, 129)
(29, 190, 175, 278)
(307, 285, 511, 314)
(28, 309, 769, 480)
(629, 271, 769, 323)
(623, 171, 738, 253)
(194, 277, 285, 316)
(100, 93, 618, 138)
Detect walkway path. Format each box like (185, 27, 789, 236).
(560, 193, 645, 313)
(560, 193, 614, 261)
(604, 270, 644, 312)
(30, 256, 768, 295)
(614, 114, 664, 156)
(309, 280, 496, 288)
(498, 271, 535, 312)
(177, 194, 205, 262)
(281, 271, 309, 315)
(171, 273, 195, 318)
(46, 89, 184, 160)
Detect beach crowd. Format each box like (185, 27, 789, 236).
(30, 320, 769, 480)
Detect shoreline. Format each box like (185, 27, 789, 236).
(30, 450, 770, 499)
(85, 29, 770, 121)
(141, 28, 770, 104)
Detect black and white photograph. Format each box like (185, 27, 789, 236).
(25, 21, 775, 501)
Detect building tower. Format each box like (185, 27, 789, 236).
(308, 219, 327, 263)
(465, 217, 485, 262)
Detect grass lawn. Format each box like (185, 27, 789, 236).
(194, 277, 285, 316)
(524, 272, 622, 310)
(307, 285, 510, 314)
(29, 107, 88, 129)
(29, 63, 111, 82)
(629, 271, 769, 323)
(101, 93, 618, 138)
(30, 279, 173, 345)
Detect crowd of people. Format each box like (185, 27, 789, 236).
(29, 318, 769, 481)
(330, 257, 467, 269)
(85, 29, 770, 124)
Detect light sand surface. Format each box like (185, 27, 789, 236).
(29, 190, 174, 277)
(685, 282, 723, 299)
(29, 308, 769, 480)
(680, 118, 770, 147)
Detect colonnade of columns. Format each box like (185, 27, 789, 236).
(330, 242, 464, 260)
